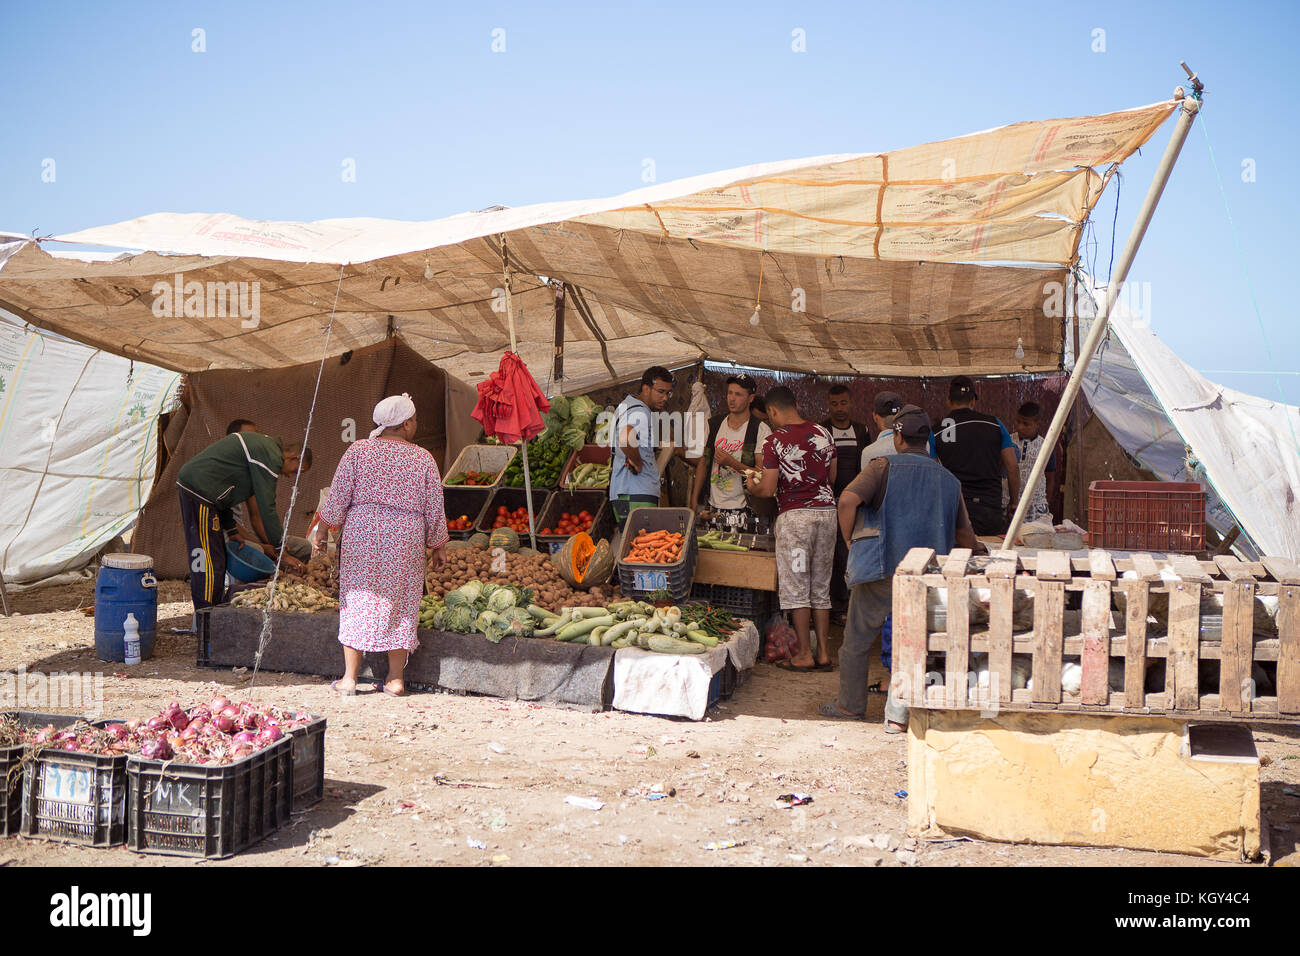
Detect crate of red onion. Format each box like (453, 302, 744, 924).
(1, 711, 107, 839)
(123, 698, 296, 858)
(18, 717, 129, 848)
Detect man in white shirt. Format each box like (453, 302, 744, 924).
(858, 391, 904, 469)
(690, 375, 771, 532)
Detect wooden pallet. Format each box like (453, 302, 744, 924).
(891, 547, 1300, 721)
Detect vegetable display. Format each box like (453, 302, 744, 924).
(19, 699, 316, 766)
(445, 470, 497, 486)
(431, 580, 543, 643)
(230, 581, 339, 612)
(565, 462, 611, 490)
(623, 529, 685, 564)
(447, 514, 475, 531)
(427, 543, 612, 610)
(698, 530, 749, 551)
(491, 506, 534, 532)
(540, 510, 594, 536)
(502, 432, 570, 488)
(533, 600, 738, 653)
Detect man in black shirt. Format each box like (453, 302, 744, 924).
(931, 376, 1020, 536)
(822, 384, 869, 621)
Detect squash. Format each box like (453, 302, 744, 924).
(552, 533, 614, 590)
(489, 527, 521, 553)
(517, 546, 540, 558)
(582, 539, 615, 587)
(468, 532, 491, 550)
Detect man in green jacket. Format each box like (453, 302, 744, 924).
(177, 431, 312, 608)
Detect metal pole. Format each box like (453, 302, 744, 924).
(501, 235, 538, 551)
(1005, 88, 1202, 548)
(1069, 274, 1086, 521)
(0, 570, 11, 616)
(553, 282, 566, 388)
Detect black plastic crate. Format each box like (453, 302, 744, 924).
(126, 736, 292, 859)
(475, 486, 554, 539)
(288, 715, 327, 813)
(443, 487, 492, 540)
(536, 490, 615, 555)
(21, 743, 129, 848)
(689, 582, 772, 624)
(1, 711, 93, 838)
(616, 508, 698, 604)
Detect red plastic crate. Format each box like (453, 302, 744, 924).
(1087, 480, 1206, 553)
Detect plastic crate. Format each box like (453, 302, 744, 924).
(689, 582, 772, 624)
(21, 744, 129, 848)
(536, 490, 615, 555)
(1, 711, 93, 838)
(443, 444, 517, 491)
(1088, 481, 1207, 553)
(558, 445, 613, 490)
(617, 508, 698, 604)
(475, 486, 554, 539)
(288, 715, 327, 813)
(442, 487, 492, 540)
(126, 736, 292, 859)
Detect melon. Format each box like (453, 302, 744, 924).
(517, 546, 540, 558)
(468, 532, 490, 550)
(489, 527, 521, 553)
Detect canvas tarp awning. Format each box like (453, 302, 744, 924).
(1076, 278, 1300, 562)
(0, 100, 1177, 388)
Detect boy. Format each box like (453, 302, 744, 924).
(1005, 401, 1057, 523)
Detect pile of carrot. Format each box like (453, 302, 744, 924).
(624, 529, 684, 564)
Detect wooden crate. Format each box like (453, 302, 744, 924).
(890, 546, 1300, 722)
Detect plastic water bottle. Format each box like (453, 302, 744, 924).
(123, 612, 141, 666)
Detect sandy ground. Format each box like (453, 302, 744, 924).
(1, 578, 1297, 868)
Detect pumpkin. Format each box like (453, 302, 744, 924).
(552, 533, 614, 590)
(582, 539, 615, 587)
(517, 546, 540, 558)
(468, 532, 491, 550)
(489, 527, 521, 553)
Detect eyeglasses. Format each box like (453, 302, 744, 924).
(651, 385, 673, 398)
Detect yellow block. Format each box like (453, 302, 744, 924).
(907, 709, 1261, 861)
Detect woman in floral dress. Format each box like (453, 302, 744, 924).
(312, 394, 448, 696)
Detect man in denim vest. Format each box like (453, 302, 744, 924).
(820, 406, 979, 730)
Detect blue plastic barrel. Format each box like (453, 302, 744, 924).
(94, 554, 158, 662)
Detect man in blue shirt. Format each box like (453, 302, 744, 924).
(610, 366, 674, 528)
(930, 376, 1020, 535)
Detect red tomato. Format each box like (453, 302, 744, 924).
(497, 506, 508, 516)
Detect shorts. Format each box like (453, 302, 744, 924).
(612, 494, 658, 529)
(774, 507, 837, 611)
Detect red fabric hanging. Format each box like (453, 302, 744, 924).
(471, 352, 550, 444)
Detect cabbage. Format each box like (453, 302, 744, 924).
(444, 590, 470, 608)
(488, 589, 517, 613)
(480, 583, 500, 600)
(549, 395, 571, 420)
(475, 610, 499, 633)
(561, 424, 588, 450)
(453, 581, 484, 604)
(483, 621, 510, 644)
(445, 606, 476, 632)
(500, 606, 535, 637)
(568, 396, 599, 429)
(433, 607, 448, 629)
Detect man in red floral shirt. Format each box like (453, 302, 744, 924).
(747, 386, 837, 672)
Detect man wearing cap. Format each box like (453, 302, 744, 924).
(931, 376, 1020, 536)
(820, 406, 980, 729)
(858, 391, 905, 469)
(690, 374, 772, 532)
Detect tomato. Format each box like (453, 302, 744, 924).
(497, 506, 508, 516)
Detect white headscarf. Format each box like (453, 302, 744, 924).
(370, 393, 416, 439)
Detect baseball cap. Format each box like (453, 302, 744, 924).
(892, 405, 932, 441)
(949, 375, 977, 401)
(872, 391, 903, 417)
(726, 374, 758, 394)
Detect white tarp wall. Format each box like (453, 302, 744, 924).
(1076, 278, 1300, 561)
(0, 310, 181, 583)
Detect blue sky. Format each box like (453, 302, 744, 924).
(2, 0, 1296, 402)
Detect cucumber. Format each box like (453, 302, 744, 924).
(647, 635, 707, 655)
(685, 629, 718, 647)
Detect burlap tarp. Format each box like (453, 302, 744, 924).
(0, 100, 1178, 387)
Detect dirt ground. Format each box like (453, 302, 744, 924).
(1, 578, 1297, 868)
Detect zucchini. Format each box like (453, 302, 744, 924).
(647, 635, 708, 655)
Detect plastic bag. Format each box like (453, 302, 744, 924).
(683, 381, 711, 460)
(763, 612, 799, 663)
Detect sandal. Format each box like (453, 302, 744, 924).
(775, 659, 818, 673)
(382, 682, 407, 697)
(812, 659, 834, 672)
(867, 681, 884, 695)
(330, 679, 356, 698)
(818, 701, 866, 721)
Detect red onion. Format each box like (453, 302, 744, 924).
(210, 696, 231, 712)
(147, 716, 169, 732)
(232, 731, 257, 745)
(104, 724, 128, 741)
(213, 715, 235, 734)
(189, 706, 211, 721)
(181, 723, 200, 741)
(125, 719, 141, 732)
(260, 722, 283, 742)
(219, 705, 240, 720)
(61, 740, 78, 751)
(140, 738, 172, 761)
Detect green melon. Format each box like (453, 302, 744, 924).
(468, 532, 491, 550)
(489, 527, 521, 553)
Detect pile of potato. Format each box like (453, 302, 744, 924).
(280, 551, 339, 599)
(231, 581, 340, 613)
(425, 546, 613, 611)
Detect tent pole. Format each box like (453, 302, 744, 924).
(1005, 87, 1202, 548)
(553, 282, 566, 390)
(502, 234, 538, 551)
(0, 570, 11, 616)
(1069, 275, 1086, 522)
